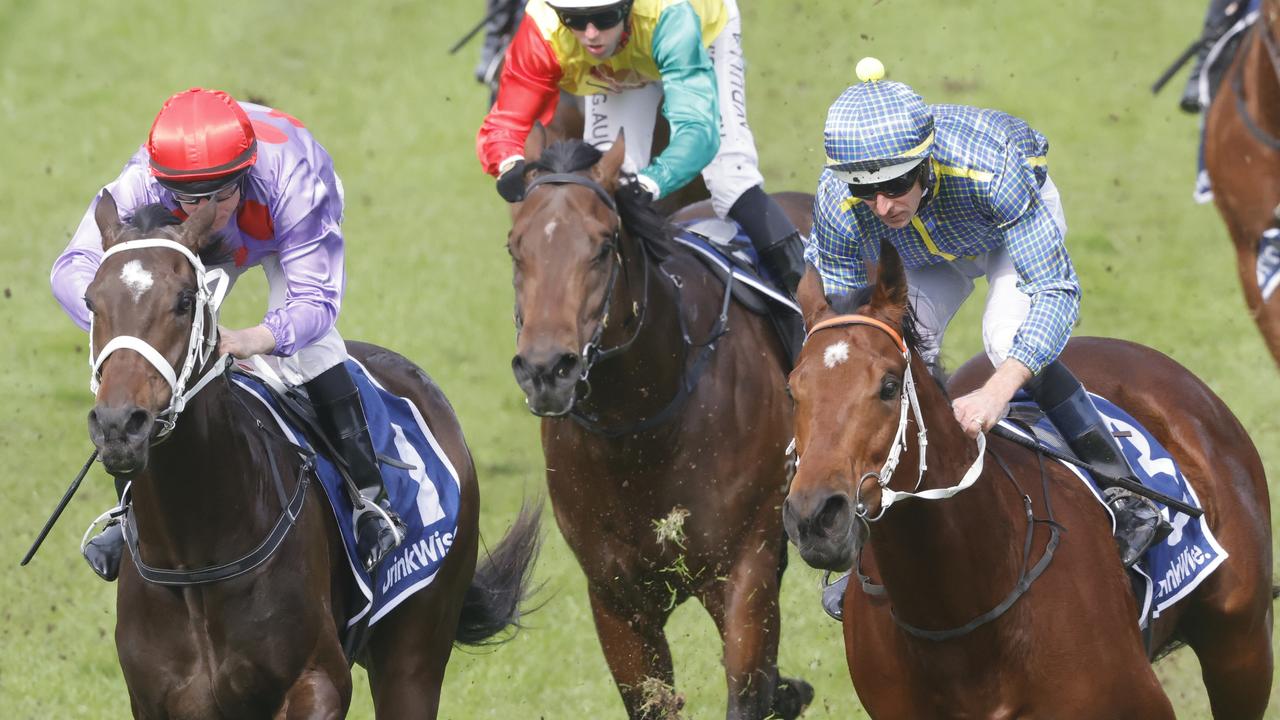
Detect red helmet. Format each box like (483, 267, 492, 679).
(147, 88, 257, 188)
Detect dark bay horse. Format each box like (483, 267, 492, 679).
(505, 130, 811, 719)
(783, 242, 1275, 718)
(86, 192, 540, 718)
(1205, 0, 1280, 365)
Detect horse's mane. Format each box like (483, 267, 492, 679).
(829, 287, 949, 389)
(125, 203, 232, 266)
(528, 140, 673, 260)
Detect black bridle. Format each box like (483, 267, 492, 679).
(519, 172, 731, 438)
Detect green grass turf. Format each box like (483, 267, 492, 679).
(0, 0, 1275, 717)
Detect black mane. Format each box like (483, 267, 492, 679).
(528, 139, 673, 260)
(125, 203, 232, 266)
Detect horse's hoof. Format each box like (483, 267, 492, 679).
(772, 676, 814, 719)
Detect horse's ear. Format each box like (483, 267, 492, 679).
(179, 196, 219, 252)
(95, 190, 123, 249)
(524, 122, 547, 163)
(796, 264, 834, 332)
(869, 238, 909, 326)
(592, 129, 627, 191)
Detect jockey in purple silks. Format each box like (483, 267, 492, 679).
(52, 88, 404, 581)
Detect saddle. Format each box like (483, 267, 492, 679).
(675, 218, 800, 318)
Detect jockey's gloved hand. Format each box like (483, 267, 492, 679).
(496, 158, 527, 203)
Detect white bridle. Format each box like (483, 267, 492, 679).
(798, 314, 987, 522)
(88, 237, 231, 437)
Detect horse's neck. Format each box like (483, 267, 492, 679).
(129, 377, 285, 566)
(867, 359, 1028, 630)
(572, 230, 685, 420)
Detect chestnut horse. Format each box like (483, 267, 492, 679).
(783, 242, 1274, 718)
(506, 131, 811, 719)
(87, 193, 540, 718)
(1205, 0, 1280, 365)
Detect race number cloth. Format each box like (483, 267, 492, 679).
(1258, 228, 1280, 302)
(673, 218, 801, 313)
(230, 359, 462, 629)
(1000, 393, 1227, 624)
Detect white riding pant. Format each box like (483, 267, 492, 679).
(582, 0, 763, 218)
(905, 176, 1068, 369)
(219, 254, 347, 386)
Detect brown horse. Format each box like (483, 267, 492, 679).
(783, 242, 1275, 718)
(1204, 0, 1280, 365)
(505, 130, 812, 719)
(86, 193, 540, 718)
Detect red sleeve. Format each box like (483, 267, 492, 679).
(476, 16, 563, 176)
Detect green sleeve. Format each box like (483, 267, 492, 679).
(642, 2, 720, 198)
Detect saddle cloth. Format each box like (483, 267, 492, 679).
(1194, 1, 1261, 203)
(674, 218, 801, 316)
(230, 358, 462, 630)
(999, 392, 1228, 625)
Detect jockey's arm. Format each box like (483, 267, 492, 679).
(988, 171, 1081, 378)
(641, 2, 720, 199)
(803, 174, 872, 296)
(262, 161, 345, 357)
(51, 152, 162, 331)
(476, 15, 564, 176)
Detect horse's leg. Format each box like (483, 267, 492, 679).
(701, 547, 809, 720)
(1176, 568, 1276, 718)
(588, 589, 679, 719)
(1232, 238, 1280, 365)
(274, 669, 348, 720)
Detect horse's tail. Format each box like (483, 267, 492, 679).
(455, 500, 544, 646)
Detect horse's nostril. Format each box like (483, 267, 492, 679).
(817, 493, 851, 534)
(125, 409, 151, 438)
(553, 353, 580, 379)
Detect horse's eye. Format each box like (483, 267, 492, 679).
(175, 291, 195, 315)
(879, 375, 901, 401)
(783, 383, 793, 401)
(83, 295, 95, 313)
(595, 240, 614, 263)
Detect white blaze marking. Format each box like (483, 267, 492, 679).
(119, 260, 153, 302)
(544, 220, 558, 239)
(823, 341, 850, 368)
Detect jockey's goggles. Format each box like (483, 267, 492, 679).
(846, 162, 924, 201)
(555, 4, 630, 31)
(170, 177, 242, 206)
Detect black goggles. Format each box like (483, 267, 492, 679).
(171, 178, 242, 205)
(555, 5, 629, 31)
(846, 163, 923, 201)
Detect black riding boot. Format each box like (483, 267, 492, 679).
(82, 475, 128, 581)
(1027, 361, 1170, 567)
(729, 185, 806, 365)
(307, 363, 405, 573)
(1180, 0, 1245, 113)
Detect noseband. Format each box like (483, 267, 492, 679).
(89, 237, 231, 439)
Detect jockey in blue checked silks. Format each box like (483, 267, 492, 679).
(807, 59, 1171, 577)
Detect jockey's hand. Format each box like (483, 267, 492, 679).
(951, 358, 1033, 438)
(218, 324, 276, 359)
(496, 158, 527, 203)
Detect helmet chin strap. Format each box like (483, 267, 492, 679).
(89, 238, 231, 439)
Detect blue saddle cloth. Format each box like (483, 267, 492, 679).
(673, 218, 801, 315)
(1001, 393, 1228, 624)
(230, 359, 462, 630)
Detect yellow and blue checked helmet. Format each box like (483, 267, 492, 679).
(824, 58, 934, 184)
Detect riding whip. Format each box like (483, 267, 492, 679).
(20, 449, 98, 566)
